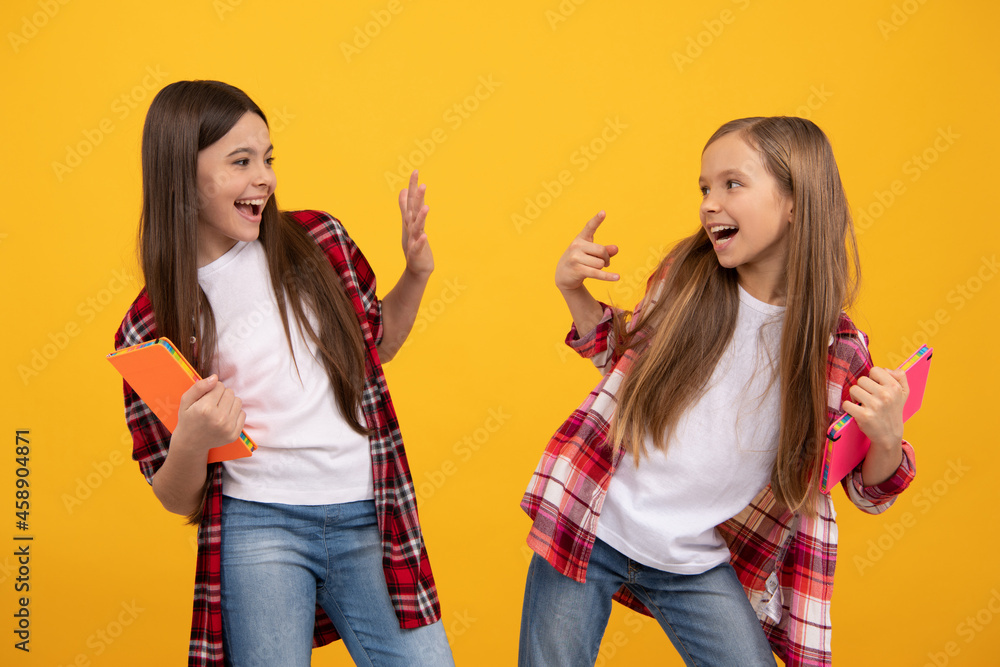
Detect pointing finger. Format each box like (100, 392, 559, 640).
(579, 210, 607, 242)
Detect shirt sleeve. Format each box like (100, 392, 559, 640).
(114, 302, 172, 486)
(565, 267, 669, 374)
(122, 379, 172, 485)
(565, 302, 617, 373)
(344, 229, 383, 347)
(845, 442, 916, 511)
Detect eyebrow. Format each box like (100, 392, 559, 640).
(225, 144, 274, 158)
(698, 167, 748, 184)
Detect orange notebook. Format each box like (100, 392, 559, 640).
(819, 345, 932, 494)
(107, 337, 257, 463)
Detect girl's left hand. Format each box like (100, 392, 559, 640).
(398, 170, 434, 278)
(842, 367, 909, 450)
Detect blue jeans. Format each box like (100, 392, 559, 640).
(220, 497, 453, 667)
(518, 537, 776, 667)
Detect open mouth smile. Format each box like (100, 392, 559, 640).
(234, 197, 267, 219)
(709, 224, 738, 247)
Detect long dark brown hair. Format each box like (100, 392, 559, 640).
(609, 117, 859, 515)
(139, 81, 369, 523)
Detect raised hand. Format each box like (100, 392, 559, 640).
(377, 171, 435, 363)
(555, 211, 620, 337)
(555, 210, 620, 292)
(398, 170, 434, 278)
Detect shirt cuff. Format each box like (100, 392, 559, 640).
(564, 303, 615, 358)
(852, 441, 916, 502)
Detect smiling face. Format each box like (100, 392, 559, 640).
(195, 112, 276, 267)
(699, 132, 794, 303)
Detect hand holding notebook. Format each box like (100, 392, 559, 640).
(819, 346, 932, 493)
(108, 338, 257, 463)
(173, 374, 249, 460)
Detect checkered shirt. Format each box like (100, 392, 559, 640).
(115, 210, 441, 666)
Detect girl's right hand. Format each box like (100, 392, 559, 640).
(555, 210, 621, 292)
(172, 375, 246, 457)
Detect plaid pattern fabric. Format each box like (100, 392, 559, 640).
(116, 210, 441, 666)
(521, 296, 915, 667)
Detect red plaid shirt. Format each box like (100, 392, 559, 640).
(522, 295, 915, 667)
(115, 210, 441, 666)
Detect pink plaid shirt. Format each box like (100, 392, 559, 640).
(521, 296, 915, 667)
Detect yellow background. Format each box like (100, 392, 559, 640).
(2, 0, 998, 664)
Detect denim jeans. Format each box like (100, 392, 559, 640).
(518, 537, 776, 667)
(220, 497, 453, 667)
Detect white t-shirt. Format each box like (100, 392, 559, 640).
(197, 240, 374, 505)
(595, 285, 784, 574)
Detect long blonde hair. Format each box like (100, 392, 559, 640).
(610, 117, 859, 514)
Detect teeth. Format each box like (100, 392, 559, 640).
(235, 198, 265, 205)
(710, 225, 737, 234)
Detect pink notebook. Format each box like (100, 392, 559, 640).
(819, 346, 932, 494)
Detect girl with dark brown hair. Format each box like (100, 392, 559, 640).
(520, 117, 916, 667)
(114, 80, 453, 666)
